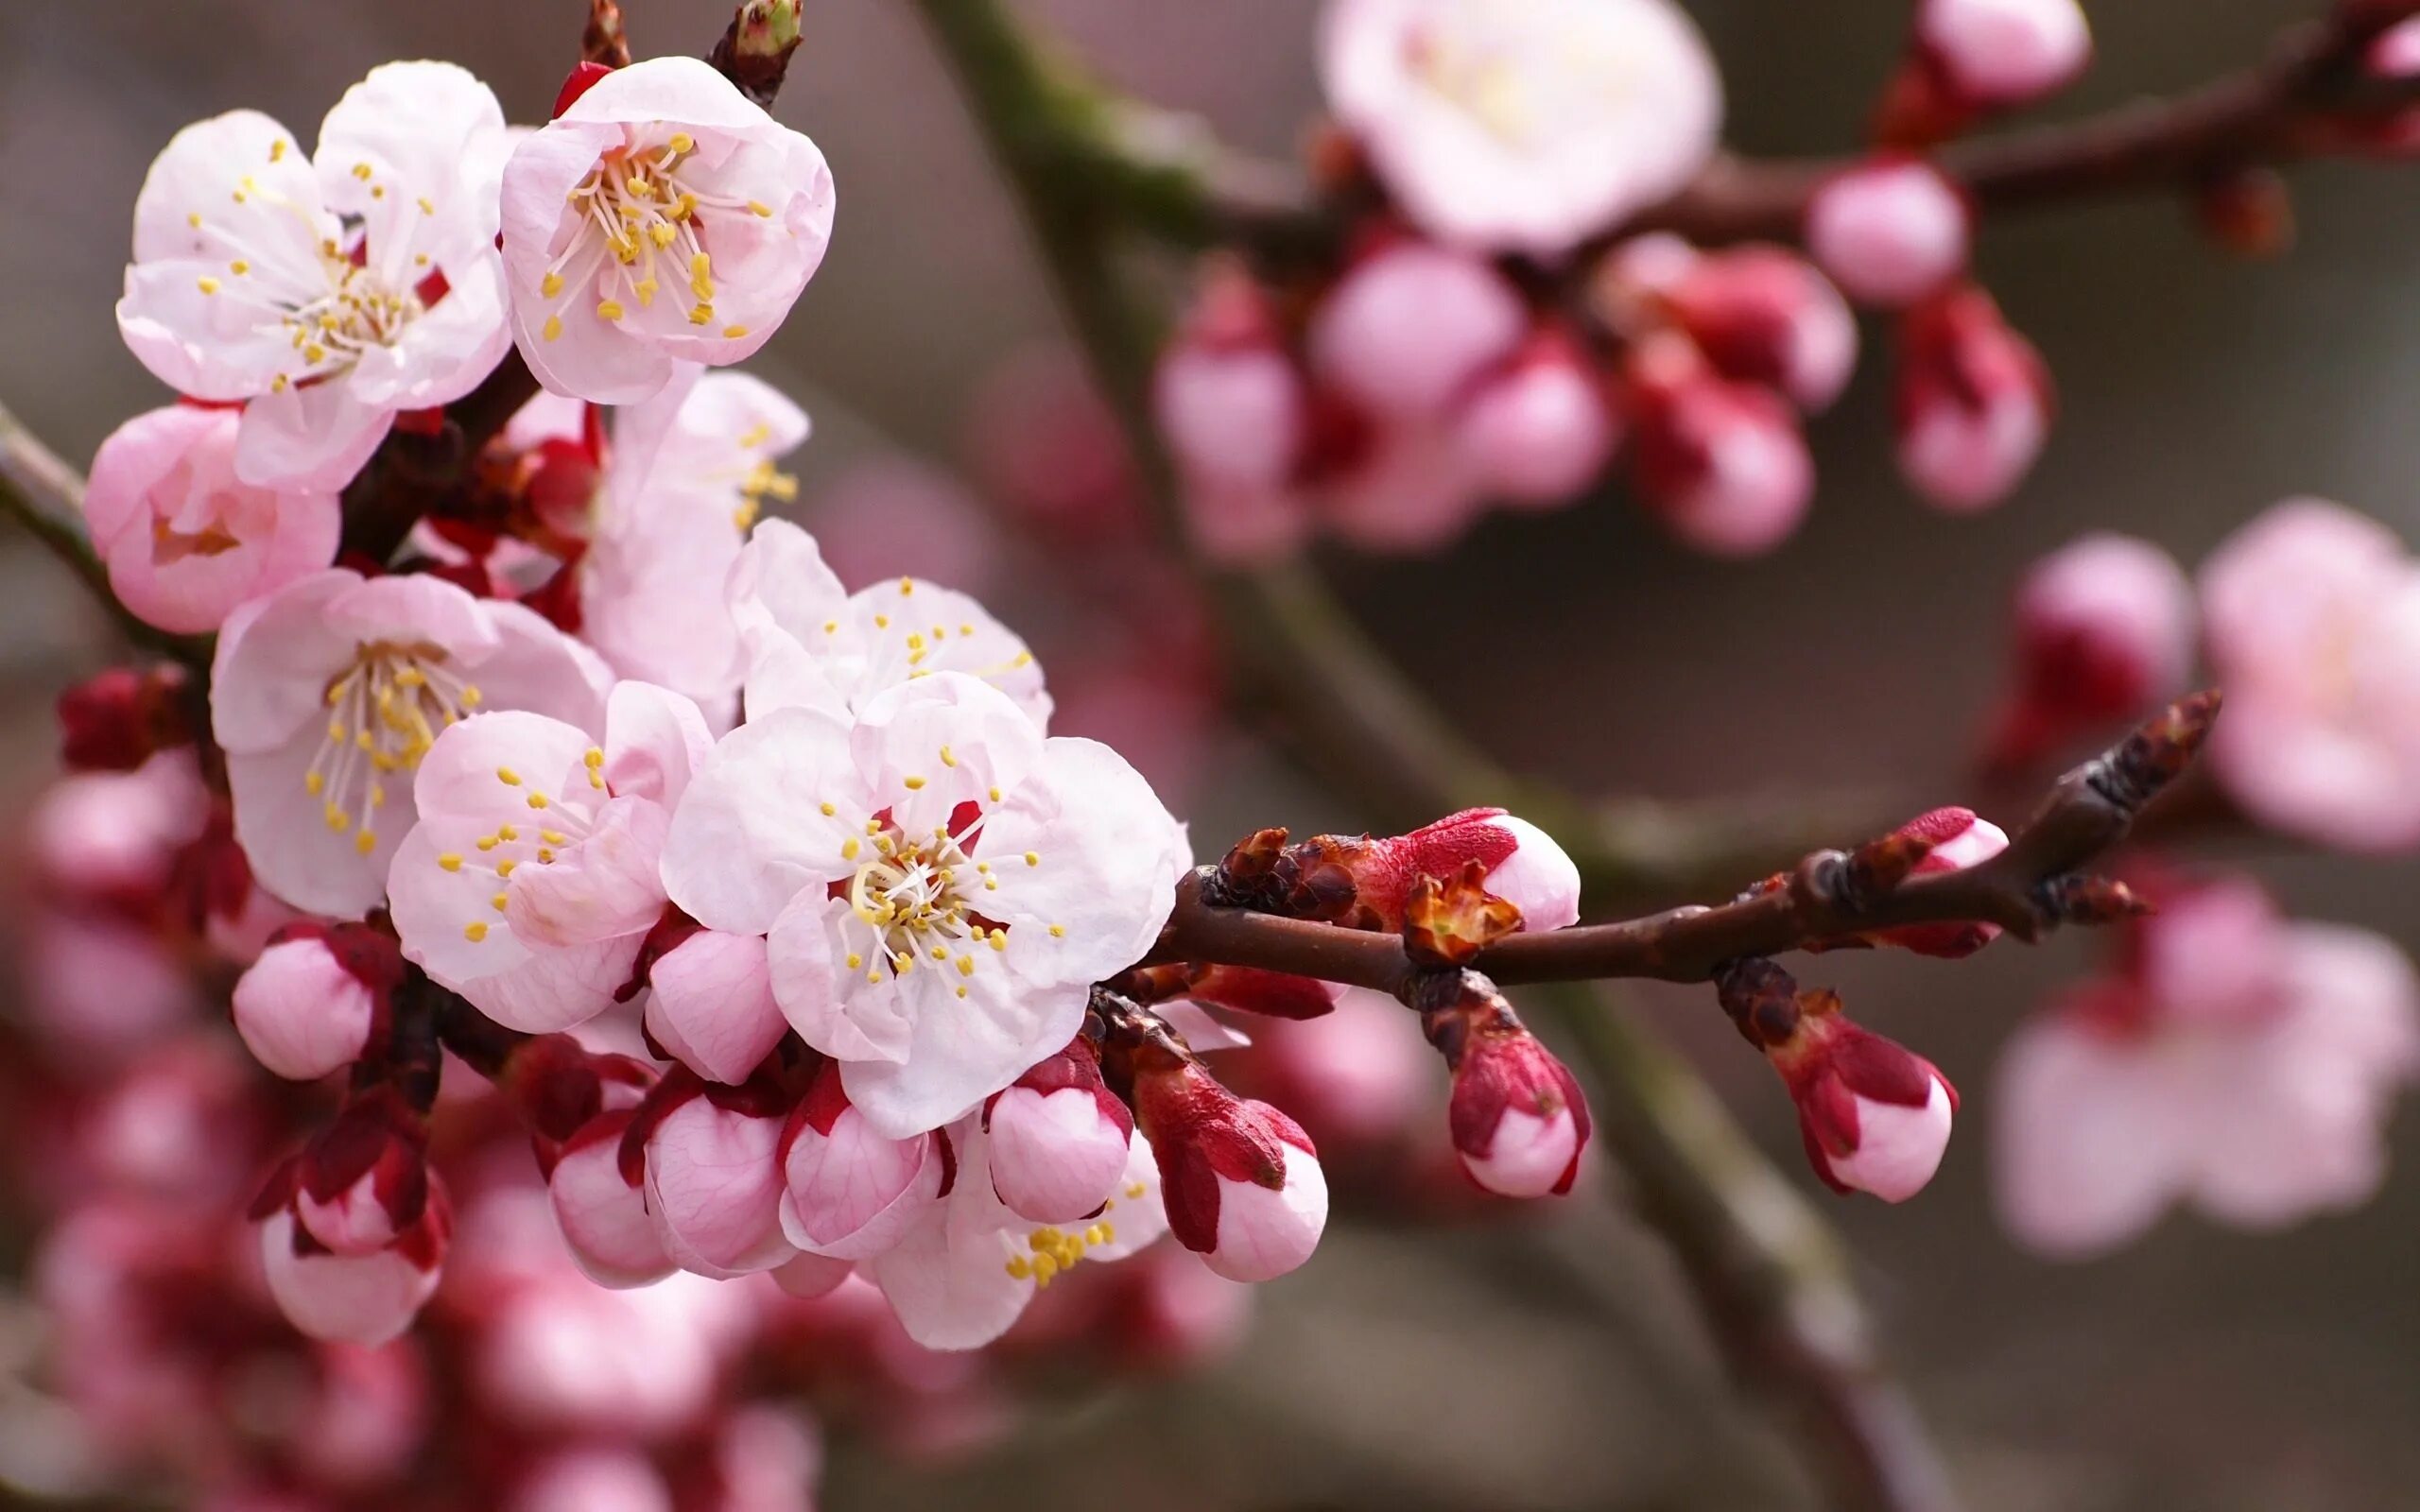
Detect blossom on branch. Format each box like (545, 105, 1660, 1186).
(501, 56, 837, 404)
(1981, 532, 2197, 773)
(118, 63, 513, 490)
(1318, 0, 1722, 257)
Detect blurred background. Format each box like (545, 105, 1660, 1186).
(2, 2, 2417, 1508)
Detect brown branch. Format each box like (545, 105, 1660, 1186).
(1143, 693, 2217, 996)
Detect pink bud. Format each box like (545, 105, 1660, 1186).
(1777, 1017, 1959, 1201)
(296, 1167, 409, 1256)
(1446, 1024, 1593, 1197)
(1868, 807, 2012, 957)
(2373, 17, 2420, 77)
(548, 1112, 674, 1289)
(1307, 243, 1526, 421)
(1628, 337, 1814, 557)
(287, 1091, 430, 1257)
(258, 1190, 449, 1346)
(985, 1041, 1134, 1224)
(1181, 965, 1343, 1022)
(1452, 331, 1621, 507)
(1317, 424, 1489, 555)
(1663, 246, 1860, 413)
(777, 1065, 945, 1261)
(1916, 0, 2091, 109)
(1806, 160, 1971, 308)
(1984, 533, 2195, 770)
(510, 1450, 674, 1512)
(1156, 269, 1305, 490)
(644, 929, 787, 1086)
(1895, 285, 2054, 511)
(644, 1091, 797, 1278)
(1382, 809, 1582, 932)
(1132, 1059, 1328, 1282)
(232, 925, 395, 1081)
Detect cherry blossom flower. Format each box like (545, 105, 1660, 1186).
(1995, 876, 2420, 1254)
(664, 672, 1190, 1136)
(1982, 532, 2196, 771)
(1441, 1013, 1590, 1197)
(548, 1111, 675, 1288)
(1453, 329, 1622, 507)
(257, 1188, 451, 1346)
(83, 406, 339, 634)
(641, 1085, 798, 1278)
(1308, 242, 1525, 421)
(118, 63, 512, 490)
(864, 1122, 1168, 1349)
(231, 922, 403, 1081)
(1132, 1057, 1328, 1281)
(1805, 160, 1971, 309)
(211, 569, 614, 918)
(1648, 244, 1861, 414)
(778, 1063, 950, 1260)
(1155, 266, 1312, 563)
(1916, 0, 2092, 109)
(2198, 498, 2420, 851)
(1780, 1012, 1959, 1202)
(1319, 0, 1722, 257)
(644, 926, 789, 1085)
(726, 519, 1051, 728)
(389, 681, 710, 1033)
(1625, 335, 1814, 557)
(983, 1040, 1134, 1224)
(1895, 284, 2053, 511)
(501, 57, 837, 404)
(1862, 806, 2011, 958)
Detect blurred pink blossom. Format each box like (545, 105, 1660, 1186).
(1894, 284, 2053, 511)
(1982, 532, 2196, 771)
(1916, 0, 2092, 109)
(1806, 160, 1971, 309)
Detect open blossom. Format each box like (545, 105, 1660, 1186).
(212, 569, 614, 917)
(2198, 498, 2420, 851)
(1806, 160, 1971, 309)
(865, 1123, 1169, 1349)
(118, 63, 511, 490)
(726, 519, 1051, 728)
(1983, 532, 2196, 771)
(1319, 0, 1722, 257)
(84, 406, 339, 634)
(1995, 876, 2420, 1255)
(501, 57, 837, 404)
(663, 672, 1191, 1136)
(389, 681, 709, 1033)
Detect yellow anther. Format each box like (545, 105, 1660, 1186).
(584, 747, 604, 766)
(464, 921, 489, 942)
(988, 787, 1003, 803)
(475, 835, 499, 852)
(903, 775, 926, 791)
(197, 276, 221, 295)
(526, 793, 548, 810)
(460, 686, 483, 708)
(1048, 924, 1065, 937)
(303, 343, 327, 364)
(488, 892, 509, 912)
(304, 771, 326, 797)
(495, 859, 516, 878)
(497, 824, 519, 841)
(541, 271, 564, 298)
(721, 324, 750, 339)
(541, 830, 567, 846)
(544, 314, 564, 342)
(496, 767, 521, 785)
(846, 953, 863, 971)
(355, 832, 378, 855)
(1005, 1255, 1032, 1280)
(668, 131, 696, 153)
(537, 848, 556, 864)
(418, 197, 435, 215)
(324, 807, 350, 833)
(988, 929, 1008, 952)
(596, 300, 626, 321)
(188, 211, 203, 228)
(841, 838, 860, 861)
(230, 260, 250, 275)
(688, 303, 713, 326)
(957, 955, 977, 978)
(352, 163, 372, 180)
(819, 802, 837, 816)
(873, 614, 890, 629)
(1125, 1181, 1148, 1199)
(748, 199, 773, 216)
(268, 140, 287, 162)
(633, 278, 658, 307)
(1024, 851, 1040, 868)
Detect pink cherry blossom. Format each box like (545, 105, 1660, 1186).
(83, 405, 339, 634)
(389, 681, 710, 1032)
(1453, 330, 1621, 507)
(1916, 0, 2092, 109)
(1806, 160, 1971, 309)
(663, 672, 1190, 1137)
(1861, 807, 2011, 958)
(210, 568, 612, 917)
(1983, 532, 2197, 771)
(232, 924, 400, 1080)
(1319, 0, 1722, 257)
(1155, 266, 1305, 494)
(1132, 1058, 1329, 1282)
(1317, 423, 1491, 555)
(257, 1196, 449, 1347)
(2197, 498, 2420, 851)
(726, 519, 1051, 728)
(1445, 1017, 1590, 1197)
(547, 1112, 675, 1288)
(1770, 1009, 1959, 1202)
(1995, 879, 2420, 1255)
(778, 1064, 949, 1260)
(1627, 335, 1814, 557)
(1656, 245, 1861, 414)
(1307, 243, 1524, 421)
(984, 1040, 1134, 1225)
(501, 57, 837, 404)
(645, 927, 788, 1085)
(511, 1450, 674, 1512)
(642, 1089, 798, 1279)
(118, 63, 512, 490)
(865, 1122, 1169, 1349)
(1895, 284, 2054, 511)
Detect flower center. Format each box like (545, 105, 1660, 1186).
(1000, 1181, 1146, 1285)
(305, 644, 482, 855)
(535, 134, 776, 345)
(842, 816, 1004, 997)
(149, 515, 242, 564)
(435, 752, 609, 944)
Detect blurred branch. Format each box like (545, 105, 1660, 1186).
(1145, 693, 2214, 995)
(0, 401, 211, 669)
(908, 4, 1968, 1509)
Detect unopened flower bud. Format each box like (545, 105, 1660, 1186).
(1179, 965, 1343, 1022)
(1915, 0, 2091, 110)
(58, 665, 191, 772)
(258, 1181, 450, 1346)
(1452, 329, 1620, 507)
(1382, 809, 1582, 932)
(1131, 1056, 1327, 1282)
(643, 927, 787, 1086)
(1627, 335, 1814, 557)
(1156, 264, 1306, 492)
(986, 1041, 1134, 1224)
(642, 1083, 797, 1279)
(1661, 246, 1859, 413)
(776, 1063, 947, 1261)
(1866, 807, 2011, 958)
(1426, 990, 1592, 1198)
(548, 1110, 674, 1289)
(1806, 160, 1971, 309)
(232, 923, 401, 1081)
(1895, 284, 2054, 511)
(282, 1091, 430, 1257)
(1982, 533, 2196, 771)
(1307, 242, 1525, 421)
